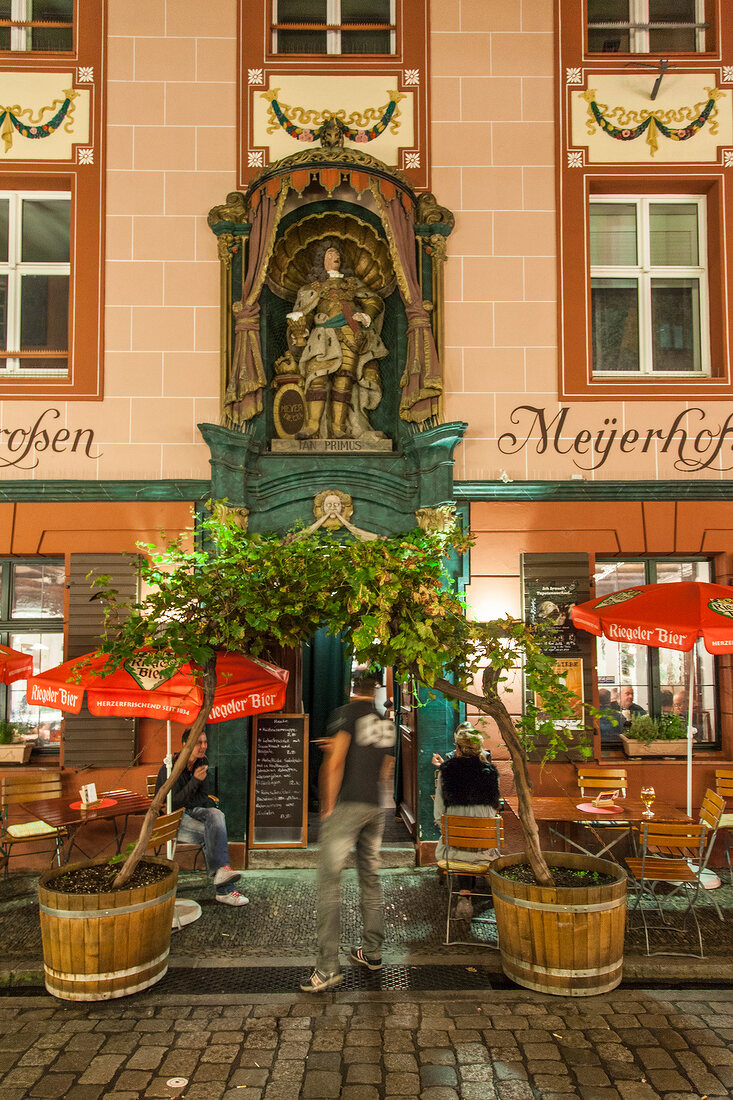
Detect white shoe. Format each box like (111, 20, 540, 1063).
(215, 890, 249, 907)
(213, 865, 240, 887)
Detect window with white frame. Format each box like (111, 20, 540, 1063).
(594, 558, 718, 749)
(1, 560, 64, 755)
(0, 191, 70, 376)
(590, 196, 709, 376)
(272, 0, 395, 55)
(0, 0, 73, 52)
(587, 0, 708, 54)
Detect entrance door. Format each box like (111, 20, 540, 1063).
(396, 680, 417, 838)
(302, 629, 349, 812)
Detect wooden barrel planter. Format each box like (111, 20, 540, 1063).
(488, 851, 627, 997)
(37, 856, 178, 1001)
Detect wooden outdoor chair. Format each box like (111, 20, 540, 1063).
(715, 769, 733, 883)
(626, 822, 715, 958)
(551, 766, 631, 860)
(642, 788, 725, 914)
(577, 766, 628, 801)
(146, 808, 185, 855)
(146, 775, 205, 871)
(0, 773, 66, 877)
(438, 814, 503, 947)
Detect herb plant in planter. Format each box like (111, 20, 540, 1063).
(81, 506, 625, 998)
(0, 719, 31, 764)
(622, 712, 688, 757)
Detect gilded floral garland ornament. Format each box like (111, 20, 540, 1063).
(582, 86, 725, 156)
(0, 88, 78, 152)
(262, 88, 403, 145)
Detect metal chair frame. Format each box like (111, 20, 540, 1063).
(438, 814, 503, 947)
(626, 821, 714, 958)
(146, 774, 206, 871)
(0, 773, 66, 877)
(550, 766, 632, 861)
(643, 788, 725, 918)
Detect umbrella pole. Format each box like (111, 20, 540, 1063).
(165, 720, 174, 858)
(165, 718, 202, 930)
(686, 650, 694, 819)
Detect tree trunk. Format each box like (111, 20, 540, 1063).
(112, 657, 218, 888)
(433, 676, 555, 887)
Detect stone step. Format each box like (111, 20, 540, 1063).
(247, 844, 416, 870)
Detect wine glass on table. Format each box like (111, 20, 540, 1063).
(640, 785, 655, 817)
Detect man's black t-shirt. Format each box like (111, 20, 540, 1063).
(326, 699, 396, 806)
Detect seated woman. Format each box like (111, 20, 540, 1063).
(433, 723, 501, 921)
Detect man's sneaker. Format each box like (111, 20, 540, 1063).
(454, 895, 474, 921)
(215, 890, 249, 906)
(350, 947, 382, 971)
(213, 865, 240, 887)
(299, 969, 343, 993)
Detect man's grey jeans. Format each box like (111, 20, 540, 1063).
(316, 801, 385, 974)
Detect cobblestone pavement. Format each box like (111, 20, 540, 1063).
(2, 869, 733, 967)
(0, 986, 732, 1100)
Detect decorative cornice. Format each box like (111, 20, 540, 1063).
(243, 146, 415, 206)
(5, 477, 730, 505)
(453, 480, 733, 502)
(0, 480, 211, 503)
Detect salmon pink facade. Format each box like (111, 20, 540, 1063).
(2, 1, 732, 860)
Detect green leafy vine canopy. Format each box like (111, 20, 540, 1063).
(95, 505, 586, 764)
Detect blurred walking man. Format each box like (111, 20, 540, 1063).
(300, 671, 396, 992)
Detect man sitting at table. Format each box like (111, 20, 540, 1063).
(618, 685, 645, 726)
(155, 728, 248, 907)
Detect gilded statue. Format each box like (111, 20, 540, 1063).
(286, 239, 388, 440)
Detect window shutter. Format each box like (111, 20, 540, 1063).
(63, 554, 138, 768)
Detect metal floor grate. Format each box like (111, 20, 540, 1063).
(2, 966, 733, 998)
(0, 963, 508, 997)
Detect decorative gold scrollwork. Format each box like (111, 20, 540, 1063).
(416, 192, 455, 229)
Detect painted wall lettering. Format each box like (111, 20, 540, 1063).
(0, 407, 101, 470)
(498, 406, 733, 473)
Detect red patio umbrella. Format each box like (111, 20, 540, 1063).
(0, 643, 33, 684)
(26, 648, 289, 724)
(27, 647, 289, 928)
(571, 580, 733, 815)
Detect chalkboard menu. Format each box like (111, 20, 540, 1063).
(249, 714, 309, 847)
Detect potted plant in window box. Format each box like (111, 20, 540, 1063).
(0, 720, 32, 764)
(621, 712, 688, 758)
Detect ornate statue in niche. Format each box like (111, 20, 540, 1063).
(284, 238, 389, 440)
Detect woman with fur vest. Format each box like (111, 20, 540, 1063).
(433, 722, 501, 922)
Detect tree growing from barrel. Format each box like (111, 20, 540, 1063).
(98, 506, 586, 889)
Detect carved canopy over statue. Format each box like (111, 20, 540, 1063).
(212, 148, 449, 438)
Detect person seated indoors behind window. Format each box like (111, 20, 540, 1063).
(433, 723, 500, 923)
(672, 690, 705, 739)
(599, 688, 622, 746)
(660, 688, 674, 714)
(618, 685, 646, 727)
(155, 728, 248, 907)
